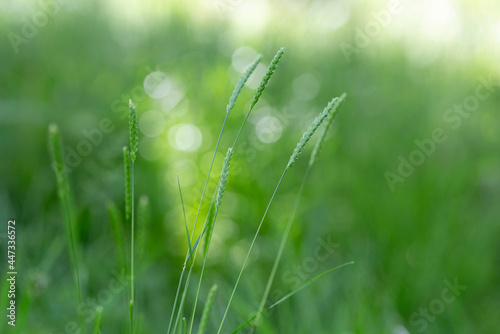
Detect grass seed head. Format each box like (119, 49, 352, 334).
(129, 99, 138, 162)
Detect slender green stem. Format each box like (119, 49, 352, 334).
(188, 204, 220, 333)
(171, 202, 214, 334)
(168, 117, 227, 334)
(217, 168, 288, 334)
(232, 262, 354, 334)
(63, 193, 85, 332)
(130, 163, 135, 334)
(253, 168, 311, 329)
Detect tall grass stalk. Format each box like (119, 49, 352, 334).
(92, 306, 103, 334)
(253, 93, 347, 329)
(167, 54, 262, 334)
(172, 48, 285, 334)
(217, 96, 338, 334)
(48, 124, 85, 332)
(125, 99, 139, 334)
(188, 148, 232, 333)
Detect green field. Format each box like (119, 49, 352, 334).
(1, 0, 499, 333)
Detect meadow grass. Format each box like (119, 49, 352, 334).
(48, 124, 86, 333)
(48, 48, 350, 334)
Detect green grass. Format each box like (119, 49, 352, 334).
(46, 49, 350, 334)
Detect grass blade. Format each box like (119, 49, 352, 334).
(107, 201, 127, 273)
(232, 262, 354, 334)
(189, 148, 233, 333)
(177, 175, 193, 265)
(92, 306, 103, 334)
(48, 124, 84, 331)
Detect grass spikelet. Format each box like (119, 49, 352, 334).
(249, 47, 285, 110)
(197, 284, 218, 334)
(123, 147, 132, 220)
(287, 96, 339, 168)
(129, 99, 138, 163)
(228, 55, 262, 114)
(309, 93, 347, 166)
(107, 201, 127, 273)
(92, 306, 103, 334)
(232, 47, 285, 147)
(216, 147, 233, 208)
(137, 195, 151, 264)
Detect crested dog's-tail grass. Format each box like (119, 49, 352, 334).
(48, 124, 85, 332)
(189, 148, 233, 333)
(126, 99, 139, 334)
(217, 96, 338, 334)
(168, 55, 262, 334)
(180, 49, 284, 334)
(253, 93, 347, 330)
(48, 48, 350, 334)
(233, 47, 285, 147)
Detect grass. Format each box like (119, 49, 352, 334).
(48, 124, 85, 333)
(47, 48, 350, 334)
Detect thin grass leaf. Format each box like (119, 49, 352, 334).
(48, 124, 84, 331)
(92, 306, 103, 334)
(129, 99, 138, 162)
(182, 317, 188, 334)
(197, 284, 218, 334)
(177, 175, 193, 265)
(123, 147, 131, 220)
(189, 148, 233, 333)
(232, 262, 354, 334)
(106, 201, 127, 273)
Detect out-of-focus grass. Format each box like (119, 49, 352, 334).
(0, 1, 499, 333)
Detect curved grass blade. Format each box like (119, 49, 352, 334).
(107, 201, 127, 273)
(232, 262, 354, 334)
(92, 306, 103, 334)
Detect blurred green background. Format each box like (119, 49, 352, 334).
(1, 0, 500, 333)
